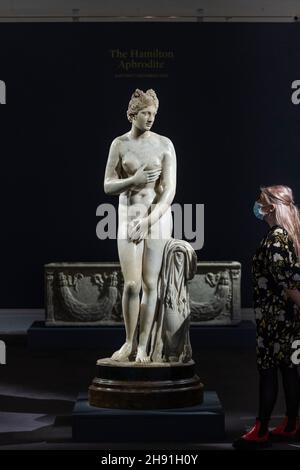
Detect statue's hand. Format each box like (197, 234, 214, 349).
(132, 164, 161, 188)
(128, 217, 149, 243)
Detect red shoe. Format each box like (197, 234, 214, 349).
(270, 417, 300, 442)
(233, 419, 271, 450)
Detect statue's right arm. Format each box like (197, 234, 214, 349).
(104, 139, 135, 196)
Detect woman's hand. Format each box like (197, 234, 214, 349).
(128, 217, 149, 243)
(132, 164, 161, 188)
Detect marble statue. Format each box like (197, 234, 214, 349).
(104, 89, 196, 364)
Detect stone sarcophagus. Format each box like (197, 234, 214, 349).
(188, 262, 241, 325)
(45, 261, 241, 326)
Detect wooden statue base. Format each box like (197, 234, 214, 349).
(88, 359, 204, 410)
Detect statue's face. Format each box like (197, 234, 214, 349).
(133, 105, 157, 131)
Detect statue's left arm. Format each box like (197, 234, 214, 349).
(147, 138, 177, 227)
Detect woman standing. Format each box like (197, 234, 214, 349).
(234, 185, 300, 449)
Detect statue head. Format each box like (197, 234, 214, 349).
(127, 89, 159, 121)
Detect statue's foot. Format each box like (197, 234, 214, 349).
(135, 347, 151, 363)
(111, 342, 133, 362)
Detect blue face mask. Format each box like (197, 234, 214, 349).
(253, 201, 265, 220)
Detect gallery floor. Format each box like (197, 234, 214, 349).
(0, 310, 299, 451)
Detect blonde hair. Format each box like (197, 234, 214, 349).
(127, 89, 159, 122)
(261, 185, 300, 262)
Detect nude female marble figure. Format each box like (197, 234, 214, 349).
(104, 89, 176, 363)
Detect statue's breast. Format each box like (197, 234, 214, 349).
(121, 153, 140, 175)
(121, 151, 162, 176)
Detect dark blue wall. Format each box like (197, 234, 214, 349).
(1, 23, 300, 307)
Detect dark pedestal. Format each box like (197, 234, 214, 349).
(27, 320, 255, 350)
(72, 391, 224, 443)
(89, 359, 204, 409)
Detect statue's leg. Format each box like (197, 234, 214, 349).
(111, 237, 144, 361)
(136, 209, 172, 363)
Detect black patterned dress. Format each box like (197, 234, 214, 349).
(252, 225, 300, 370)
